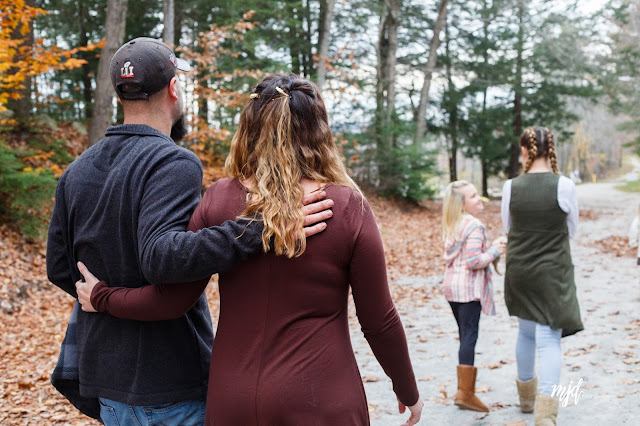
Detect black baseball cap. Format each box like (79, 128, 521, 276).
(110, 37, 190, 101)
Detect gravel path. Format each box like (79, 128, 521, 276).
(353, 181, 640, 425)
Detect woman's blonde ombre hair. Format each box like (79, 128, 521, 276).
(225, 73, 361, 258)
(442, 180, 473, 242)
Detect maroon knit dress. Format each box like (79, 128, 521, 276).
(93, 178, 419, 425)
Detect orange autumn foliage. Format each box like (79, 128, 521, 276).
(0, 0, 104, 113)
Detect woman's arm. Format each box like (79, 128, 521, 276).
(347, 193, 420, 409)
(463, 225, 500, 270)
(75, 200, 214, 321)
(85, 273, 209, 321)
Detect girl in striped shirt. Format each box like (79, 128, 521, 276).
(442, 180, 506, 413)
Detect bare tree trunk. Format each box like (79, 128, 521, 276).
(286, 1, 302, 75)
(375, 0, 402, 149)
(375, 4, 388, 143)
(163, 0, 175, 46)
(7, 0, 35, 121)
(88, 0, 128, 146)
(481, 159, 488, 197)
(509, 0, 525, 178)
(383, 0, 401, 148)
(302, 0, 313, 77)
(444, 17, 457, 183)
(480, 0, 491, 197)
(316, 0, 335, 91)
(414, 0, 449, 143)
(78, 1, 94, 120)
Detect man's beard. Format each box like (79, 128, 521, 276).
(170, 114, 188, 142)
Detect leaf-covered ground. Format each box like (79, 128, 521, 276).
(0, 185, 633, 424)
(0, 194, 472, 424)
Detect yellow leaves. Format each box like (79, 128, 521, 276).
(22, 166, 47, 174)
(49, 164, 65, 178)
(24, 150, 55, 162)
(59, 58, 88, 70)
(0, 1, 99, 110)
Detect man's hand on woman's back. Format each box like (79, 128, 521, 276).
(302, 190, 334, 237)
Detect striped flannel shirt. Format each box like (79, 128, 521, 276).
(443, 214, 500, 315)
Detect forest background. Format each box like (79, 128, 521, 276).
(2, 0, 640, 423)
(2, 0, 640, 238)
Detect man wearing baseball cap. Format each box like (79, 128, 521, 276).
(46, 38, 332, 425)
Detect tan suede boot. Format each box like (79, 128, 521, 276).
(534, 394, 559, 426)
(516, 376, 537, 413)
(454, 365, 489, 412)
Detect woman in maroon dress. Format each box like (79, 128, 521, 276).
(76, 73, 423, 425)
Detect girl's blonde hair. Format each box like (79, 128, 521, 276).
(225, 73, 362, 258)
(442, 180, 473, 242)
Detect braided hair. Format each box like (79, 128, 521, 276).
(546, 128, 559, 174)
(519, 126, 558, 174)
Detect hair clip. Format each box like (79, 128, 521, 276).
(249, 93, 260, 99)
(271, 86, 291, 101)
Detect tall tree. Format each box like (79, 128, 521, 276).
(441, 15, 461, 183)
(284, 0, 313, 77)
(457, 0, 512, 195)
(88, 0, 128, 146)
(509, 0, 525, 178)
(163, 0, 175, 46)
(375, 0, 402, 148)
(414, 0, 448, 143)
(6, 0, 36, 121)
(77, 0, 96, 119)
(315, 0, 335, 91)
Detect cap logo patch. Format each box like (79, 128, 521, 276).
(121, 61, 135, 78)
(169, 54, 178, 68)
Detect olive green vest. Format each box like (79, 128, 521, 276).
(504, 173, 583, 337)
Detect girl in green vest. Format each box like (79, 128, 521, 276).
(501, 126, 583, 426)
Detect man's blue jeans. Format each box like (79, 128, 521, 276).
(98, 397, 205, 426)
(516, 317, 562, 395)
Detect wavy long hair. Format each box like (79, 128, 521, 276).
(225, 73, 361, 258)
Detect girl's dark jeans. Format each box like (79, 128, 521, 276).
(449, 301, 481, 365)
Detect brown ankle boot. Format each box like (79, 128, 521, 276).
(516, 376, 537, 413)
(454, 365, 489, 412)
(534, 394, 558, 426)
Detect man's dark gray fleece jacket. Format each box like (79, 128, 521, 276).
(46, 124, 263, 417)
